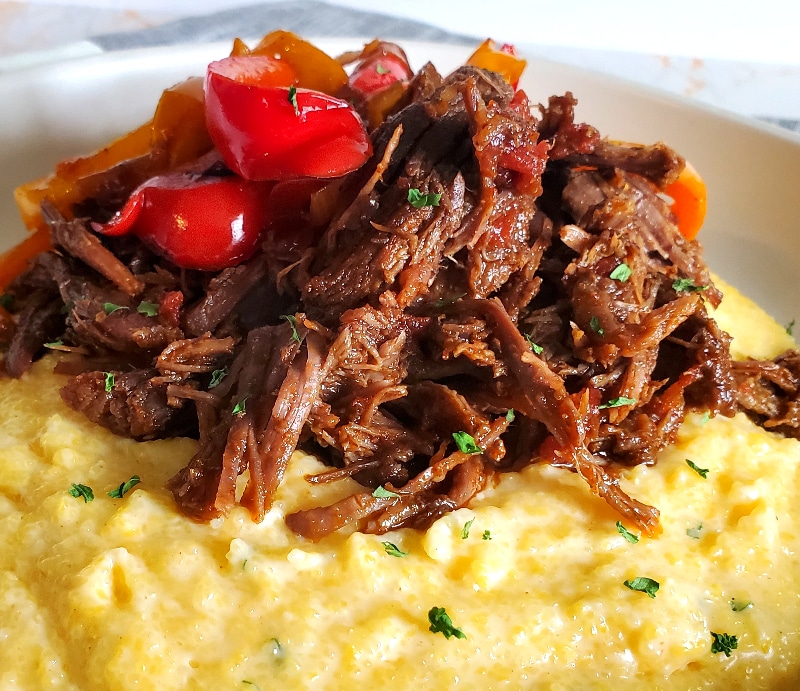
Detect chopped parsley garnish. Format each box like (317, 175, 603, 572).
(242, 682, 262, 690)
(623, 576, 660, 598)
(686, 458, 709, 478)
(381, 541, 408, 557)
(232, 397, 248, 416)
(280, 314, 302, 343)
(281, 314, 303, 343)
(461, 517, 475, 539)
(103, 302, 127, 314)
(505, 409, 515, 423)
(103, 371, 115, 392)
(599, 396, 636, 409)
(482, 530, 492, 541)
(137, 301, 159, 317)
(288, 85, 299, 116)
(428, 606, 466, 639)
(108, 475, 141, 499)
(68, 483, 94, 503)
(0, 293, 13, 310)
(786, 318, 796, 336)
(616, 520, 639, 543)
(407, 188, 442, 209)
(372, 485, 400, 499)
(44, 340, 64, 349)
(673, 277, 708, 293)
(699, 411, 711, 426)
(268, 638, 283, 657)
(729, 598, 753, 612)
(208, 368, 227, 389)
(710, 631, 738, 656)
(452, 431, 482, 455)
(609, 263, 632, 282)
(686, 523, 704, 539)
(524, 333, 544, 354)
(375, 62, 390, 74)
(589, 316, 604, 336)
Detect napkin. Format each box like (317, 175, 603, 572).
(91, 0, 476, 51)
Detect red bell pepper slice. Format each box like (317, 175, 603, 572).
(205, 55, 372, 181)
(348, 42, 413, 96)
(94, 171, 275, 271)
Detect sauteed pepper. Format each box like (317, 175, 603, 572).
(94, 169, 275, 271)
(205, 55, 372, 181)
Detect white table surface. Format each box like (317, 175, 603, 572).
(2, 0, 800, 129)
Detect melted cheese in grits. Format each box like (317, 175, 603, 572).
(0, 277, 798, 690)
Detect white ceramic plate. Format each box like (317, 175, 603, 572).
(1, 40, 799, 324)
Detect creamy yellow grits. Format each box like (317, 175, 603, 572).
(0, 278, 798, 690)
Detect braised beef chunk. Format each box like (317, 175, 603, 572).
(733, 351, 800, 438)
(2, 58, 792, 540)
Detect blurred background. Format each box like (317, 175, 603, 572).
(2, 0, 800, 129)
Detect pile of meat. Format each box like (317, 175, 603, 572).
(3, 61, 798, 540)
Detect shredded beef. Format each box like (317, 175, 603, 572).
(2, 57, 791, 541)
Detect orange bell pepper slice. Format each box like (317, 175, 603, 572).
(14, 77, 213, 235)
(665, 161, 707, 240)
(233, 30, 348, 95)
(466, 39, 527, 89)
(0, 226, 52, 292)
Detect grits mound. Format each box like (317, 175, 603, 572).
(0, 278, 798, 690)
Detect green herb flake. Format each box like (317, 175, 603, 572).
(0, 293, 13, 310)
(710, 631, 738, 657)
(242, 682, 262, 691)
(407, 188, 442, 209)
(372, 485, 400, 499)
(786, 318, 796, 336)
(589, 316, 605, 336)
(729, 598, 753, 612)
(686, 458, 710, 478)
(524, 333, 544, 354)
(452, 431, 482, 455)
(375, 62, 390, 74)
(208, 368, 227, 389)
(381, 541, 408, 557)
(461, 517, 475, 539)
(428, 606, 466, 640)
(609, 263, 632, 282)
(288, 85, 299, 116)
(505, 409, 515, 423)
(108, 475, 141, 499)
(68, 483, 94, 503)
(232, 397, 248, 417)
(268, 638, 282, 657)
(280, 314, 302, 343)
(103, 371, 115, 393)
(616, 520, 639, 544)
(673, 277, 708, 293)
(623, 576, 660, 598)
(44, 340, 64, 349)
(103, 302, 127, 314)
(482, 530, 492, 541)
(699, 411, 711, 426)
(686, 523, 704, 539)
(137, 301, 159, 317)
(599, 396, 636, 409)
